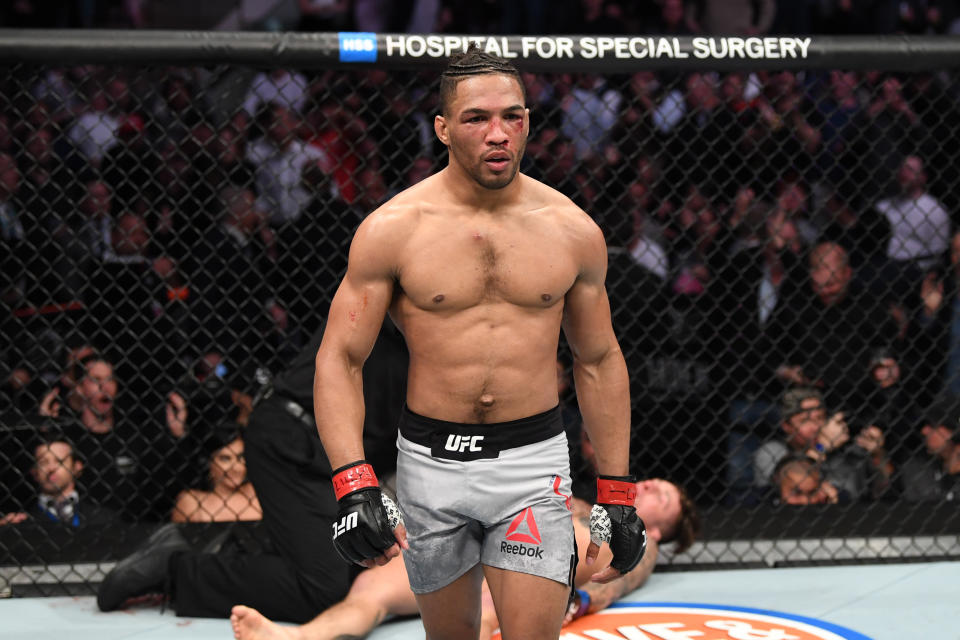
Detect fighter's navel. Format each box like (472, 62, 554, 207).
(433, 294, 445, 304)
(478, 394, 496, 407)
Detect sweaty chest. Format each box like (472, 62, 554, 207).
(400, 229, 577, 310)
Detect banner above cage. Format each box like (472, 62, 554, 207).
(1, 30, 960, 71)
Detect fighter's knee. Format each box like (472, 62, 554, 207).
(346, 567, 410, 616)
(349, 566, 382, 594)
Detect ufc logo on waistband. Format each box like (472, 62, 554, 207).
(332, 512, 358, 539)
(444, 434, 484, 453)
(431, 433, 497, 460)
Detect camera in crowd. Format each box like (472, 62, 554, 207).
(175, 352, 274, 431)
(174, 352, 263, 431)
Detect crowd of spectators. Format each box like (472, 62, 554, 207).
(2, 0, 960, 35)
(2, 2, 960, 541)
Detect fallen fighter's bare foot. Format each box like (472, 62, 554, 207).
(231, 605, 301, 640)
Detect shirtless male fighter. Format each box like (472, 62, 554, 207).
(312, 47, 646, 640)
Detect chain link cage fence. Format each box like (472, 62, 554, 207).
(2, 32, 960, 596)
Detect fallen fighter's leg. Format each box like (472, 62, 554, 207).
(231, 556, 418, 640)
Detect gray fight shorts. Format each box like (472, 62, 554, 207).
(395, 405, 576, 594)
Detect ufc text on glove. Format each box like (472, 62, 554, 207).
(591, 475, 647, 574)
(331, 461, 403, 565)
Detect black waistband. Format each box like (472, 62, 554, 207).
(399, 405, 563, 461)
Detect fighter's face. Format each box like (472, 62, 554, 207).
(436, 73, 529, 190)
(633, 478, 681, 540)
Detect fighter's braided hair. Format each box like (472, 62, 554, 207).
(438, 44, 525, 116)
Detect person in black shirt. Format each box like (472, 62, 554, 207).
(897, 395, 960, 502)
(37, 354, 155, 519)
(98, 318, 408, 622)
(767, 241, 901, 415)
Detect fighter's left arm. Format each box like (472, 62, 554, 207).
(561, 219, 631, 481)
(562, 217, 640, 583)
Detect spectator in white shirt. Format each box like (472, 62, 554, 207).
(624, 181, 668, 281)
(875, 155, 950, 273)
(68, 80, 120, 168)
(242, 70, 309, 118)
(246, 102, 330, 226)
(560, 74, 622, 160)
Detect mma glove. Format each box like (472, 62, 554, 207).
(331, 460, 402, 565)
(590, 474, 647, 574)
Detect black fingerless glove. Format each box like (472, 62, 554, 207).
(331, 460, 398, 565)
(592, 474, 647, 574)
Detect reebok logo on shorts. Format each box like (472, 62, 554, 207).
(505, 507, 541, 544)
(502, 508, 545, 558)
(500, 541, 544, 559)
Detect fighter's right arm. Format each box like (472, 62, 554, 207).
(313, 210, 401, 470)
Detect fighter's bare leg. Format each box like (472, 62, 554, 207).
(414, 564, 484, 640)
(482, 565, 568, 640)
(232, 559, 419, 640)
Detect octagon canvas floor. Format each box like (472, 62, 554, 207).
(1, 560, 956, 640)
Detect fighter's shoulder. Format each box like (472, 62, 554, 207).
(354, 184, 431, 246)
(525, 178, 605, 275)
(523, 174, 600, 234)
